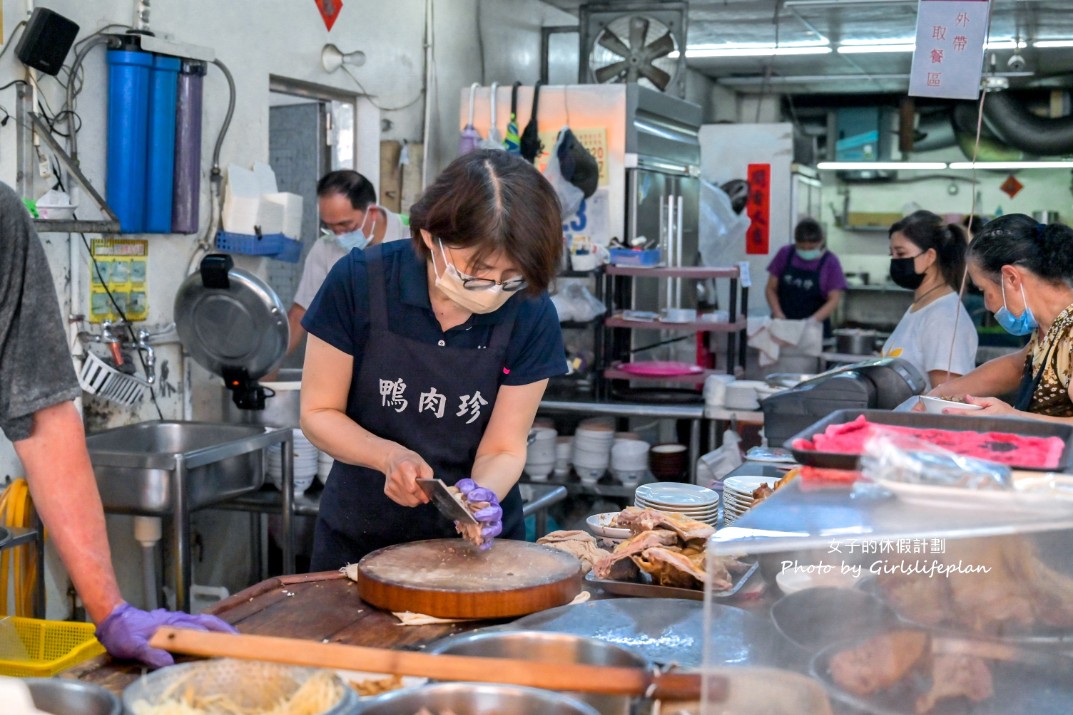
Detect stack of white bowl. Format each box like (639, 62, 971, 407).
(634, 482, 719, 526)
(553, 437, 572, 479)
(703, 374, 736, 409)
(266, 428, 317, 495)
(525, 427, 558, 481)
(572, 419, 615, 485)
(316, 451, 334, 485)
(610, 439, 650, 487)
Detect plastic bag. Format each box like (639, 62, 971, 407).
(550, 279, 606, 323)
(543, 127, 585, 219)
(860, 431, 1012, 490)
(698, 179, 750, 269)
(697, 430, 743, 488)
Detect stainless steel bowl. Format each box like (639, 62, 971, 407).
(360, 682, 600, 715)
(833, 328, 879, 355)
(426, 630, 647, 715)
(25, 678, 122, 715)
(770, 586, 898, 652)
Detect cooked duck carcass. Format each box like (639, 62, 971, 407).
(829, 630, 930, 696)
(537, 530, 611, 574)
(592, 529, 678, 580)
(614, 506, 715, 543)
(914, 654, 993, 714)
(999, 535, 1073, 628)
(943, 537, 1035, 635)
(632, 546, 709, 589)
(877, 567, 951, 627)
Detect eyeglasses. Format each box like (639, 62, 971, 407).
(442, 241, 528, 292)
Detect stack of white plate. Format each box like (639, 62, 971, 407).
(722, 475, 780, 525)
(266, 428, 317, 495)
(316, 451, 334, 485)
(634, 482, 719, 526)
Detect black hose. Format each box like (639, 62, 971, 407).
(66, 34, 119, 164)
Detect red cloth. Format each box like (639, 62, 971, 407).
(792, 415, 1065, 469)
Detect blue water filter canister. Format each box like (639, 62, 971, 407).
(172, 60, 206, 234)
(107, 49, 153, 233)
(144, 54, 181, 233)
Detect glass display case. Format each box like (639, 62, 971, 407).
(700, 478, 1073, 714)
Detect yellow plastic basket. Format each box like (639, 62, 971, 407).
(0, 617, 105, 677)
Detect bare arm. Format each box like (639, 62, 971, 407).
(928, 346, 1027, 398)
(928, 369, 963, 389)
(812, 289, 842, 323)
(285, 304, 308, 356)
(470, 380, 549, 499)
(13, 402, 123, 624)
(765, 275, 785, 319)
(300, 334, 431, 507)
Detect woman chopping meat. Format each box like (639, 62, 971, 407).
(928, 214, 1073, 419)
(300, 150, 567, 569)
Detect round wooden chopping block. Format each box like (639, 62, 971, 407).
(357, 539, 582, 618)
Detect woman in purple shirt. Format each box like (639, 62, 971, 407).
(765, 217, 848, 336)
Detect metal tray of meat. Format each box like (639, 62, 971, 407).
(583, 559, 759, 601)
(785, 409, 1073, 472)
(810, 629, 1073, 715)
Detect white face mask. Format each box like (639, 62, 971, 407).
(432, 240, 515, 314)
(323, 206, 376, 251)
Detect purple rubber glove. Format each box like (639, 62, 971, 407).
(455, 478, 503, 550)
(95, 602, 238, 668)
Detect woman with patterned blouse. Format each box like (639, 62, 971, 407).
(930, 214, 1073, 419)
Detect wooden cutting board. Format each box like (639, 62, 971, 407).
(357, 539, 581, 618)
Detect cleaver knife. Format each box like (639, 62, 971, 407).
(416, 478, 479, 524)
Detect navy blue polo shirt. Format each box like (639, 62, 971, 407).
(302, 240, 567, 386)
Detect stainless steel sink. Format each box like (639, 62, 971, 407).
(86, 420, 295, 613)
(87, 421, 273, 514)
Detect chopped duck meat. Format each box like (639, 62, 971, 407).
(592, 529, 678, 580)
(447, 485, 488, 549)
(829, 630, 930, 696)
(614, 506, 716, 542)
(537, 530, 611, 574)
(914, 654, 994, 714)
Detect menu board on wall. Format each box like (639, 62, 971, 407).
(89, 238, 149, 323)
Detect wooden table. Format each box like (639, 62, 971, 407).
(66, 570, 511, 694)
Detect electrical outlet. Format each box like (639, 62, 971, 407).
(38, 160, 52, 178)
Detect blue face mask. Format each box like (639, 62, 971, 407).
(323, 207, 375, 252)
(994, 282, 1038, 336)
(796, 247, 822, 261)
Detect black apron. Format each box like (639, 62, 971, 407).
(1014, 340, 1056, 411)
(310, 247, 525, 570)
(777, 251, 832, 335)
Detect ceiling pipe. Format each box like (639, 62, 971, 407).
(981, 90, 1073, 156)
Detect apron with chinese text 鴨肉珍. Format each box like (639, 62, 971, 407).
(310, 247, 524, 570)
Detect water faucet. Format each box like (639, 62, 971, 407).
(134, 328, 157, 385)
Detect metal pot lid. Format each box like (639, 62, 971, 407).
(174, 256, 288, 381)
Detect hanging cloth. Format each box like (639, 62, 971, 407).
(478, 82, 505, 151)
(503, 81, 522, 154)
(458, 82, 482, 156)
(519, 81, 543, 163)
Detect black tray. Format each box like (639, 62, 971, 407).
(785, 409, 1073, 472)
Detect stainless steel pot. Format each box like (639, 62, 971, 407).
(833, 328, 878, 355)
(426, 630, 647, 715)
(361, 682, 600, 715)
(25, 678, 122, 715)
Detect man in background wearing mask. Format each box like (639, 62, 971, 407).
(765, 217, 847, 337)
(287, 170, 409, 355)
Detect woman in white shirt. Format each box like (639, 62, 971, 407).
(882, 210, 978, 388)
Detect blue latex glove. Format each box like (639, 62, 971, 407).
(455, 478, 503, 550)
(95, 602, 238, 668)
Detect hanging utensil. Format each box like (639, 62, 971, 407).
(519, 81, 543, 163)
(149, 628, 709, 701)
(503, 81, 522, 154)
(479, 82, 504, 151)
(459, 82, 482, 156)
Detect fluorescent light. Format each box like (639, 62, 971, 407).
(948, 161, 1073, 170)
(686, 43, 830, 58)
(984, 40, 1027, 50)
(837, 43, 916, 54)
(817, 161, 947, 170)
(1033, 40, 1073, 48)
